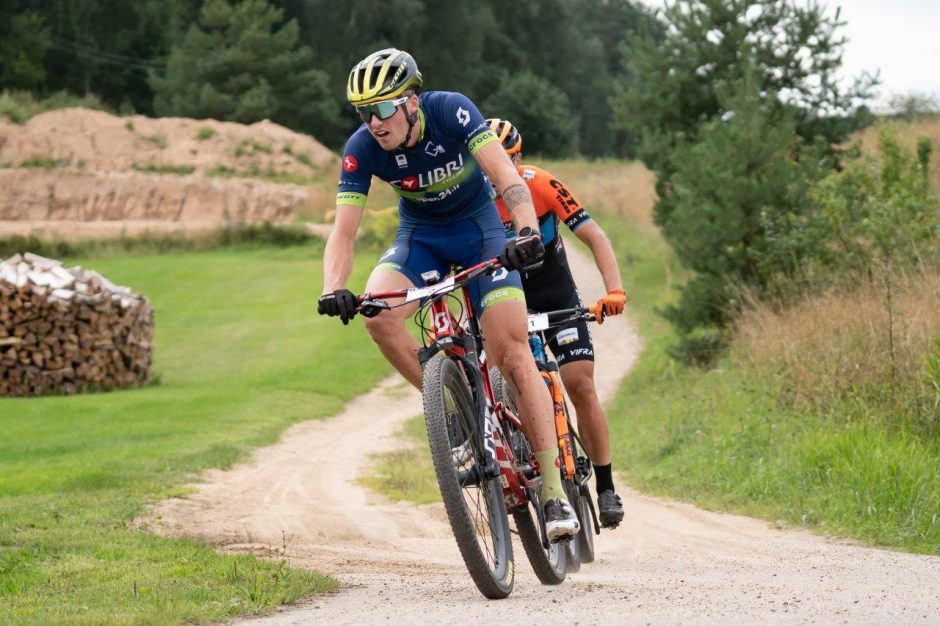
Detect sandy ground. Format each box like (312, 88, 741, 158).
(141, 244, 940, 625)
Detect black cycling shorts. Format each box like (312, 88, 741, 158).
(521, 261, 594, 366)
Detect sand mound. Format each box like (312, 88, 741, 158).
(0, 108, 340, 237)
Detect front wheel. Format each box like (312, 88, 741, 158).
(494, 368, 566, 585)
(423, 353, 514, 599)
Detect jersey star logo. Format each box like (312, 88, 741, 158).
(342, 155, 359, 173)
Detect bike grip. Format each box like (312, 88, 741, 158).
(587, 303, 601, 317)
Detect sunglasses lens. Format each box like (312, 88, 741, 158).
(356, 100, 399, 122)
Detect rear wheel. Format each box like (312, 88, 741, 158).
(565, 422, 596, 568)
(423, 353, 514, 599)
(513, 507, 566, 584)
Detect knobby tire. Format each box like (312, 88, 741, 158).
(492, 369, 566, 584)
(423, 353, 514, 599)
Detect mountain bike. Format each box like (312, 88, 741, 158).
(355, 258, 571, 598)
(491, 305, 603, 572)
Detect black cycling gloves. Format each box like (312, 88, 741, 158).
(498, 226, 545, 272)
(317, 288, 359, 325)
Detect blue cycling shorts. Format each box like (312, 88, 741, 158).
(374, 206, 525, 316)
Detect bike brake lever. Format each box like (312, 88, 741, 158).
(358, 299, 389, 318)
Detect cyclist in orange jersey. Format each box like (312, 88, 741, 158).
(486, 118, 626, 528)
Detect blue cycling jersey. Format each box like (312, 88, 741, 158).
(337, 92, 499, 225)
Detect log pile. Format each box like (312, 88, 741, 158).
(0, 253, 153, 396)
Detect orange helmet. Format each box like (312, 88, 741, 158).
(486, 118, 522, 155)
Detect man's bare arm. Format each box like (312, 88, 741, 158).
(322, 204, 364, 293)
(474, 141, 538, 232)
(574, 221, 624, 293)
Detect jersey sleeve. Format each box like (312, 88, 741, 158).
(533, 167, 592, 232)
(336, 131, 374, 208)
(433, 92, 498, 156)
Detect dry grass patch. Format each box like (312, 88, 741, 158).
(731, 269, 940, 430)
(854, 114, 940, 186)
(531, 158, 658, 233)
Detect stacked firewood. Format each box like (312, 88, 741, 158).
(0, 253, 153, 396)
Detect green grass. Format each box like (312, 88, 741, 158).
(0, 245, 393, 623)
(592, 205, 940, 555)
(360, 415, 439, 504)
(131, 163, 196, 176)
(0, 223, 319, 259)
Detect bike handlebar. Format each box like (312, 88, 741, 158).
(353, 259, 606, 325)
(356, 258, 503, 316)
(526, 304, 601, 332)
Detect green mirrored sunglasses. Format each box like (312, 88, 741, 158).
(355, 96, 408, 123)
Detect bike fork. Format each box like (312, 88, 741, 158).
(541, 371, 576, 480)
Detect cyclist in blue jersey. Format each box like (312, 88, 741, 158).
(317, 48, 579, 541)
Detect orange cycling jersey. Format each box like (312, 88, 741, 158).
(495, 164, 592, 269)
(495, 164, 591, 240)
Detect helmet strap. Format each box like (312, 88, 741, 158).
(396, 105, 419, 151)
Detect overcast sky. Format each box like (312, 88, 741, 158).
(632, 0, 940, 109)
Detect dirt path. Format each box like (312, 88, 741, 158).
(142, 243, 940, 625)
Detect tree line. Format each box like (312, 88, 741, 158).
(0, 0, 659, 156)
(6, 0, 933, 364)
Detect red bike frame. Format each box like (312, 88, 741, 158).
(359, 259, 531, 509)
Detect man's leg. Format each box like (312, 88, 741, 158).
(559, 360, 609, 464)
(481, 299, 579, 540)
(560, 359, 624, 528)
(362, 268, 422, 388)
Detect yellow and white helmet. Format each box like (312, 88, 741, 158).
(347, 48, 423, 106)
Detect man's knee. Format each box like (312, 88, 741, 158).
(363, 312, 398, 344)
(564, 368, 597, 404)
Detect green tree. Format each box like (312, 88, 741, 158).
(0, 9, 51, 90)
(660, 73, 824, 360)
(482, 71, 578, 158)
(614, 0, 874, 361)
(150, 0, 339, 137)
(801, 128, 939, 280)
(614, 0, 874, 185)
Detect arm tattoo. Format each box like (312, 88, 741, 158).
(502, 183, 532, 212)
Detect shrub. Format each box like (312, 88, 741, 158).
(196, 126, 216, 141)
(0, 89, 106, 123)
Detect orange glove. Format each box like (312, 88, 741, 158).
(595, 289, 626, 323)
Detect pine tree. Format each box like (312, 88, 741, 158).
(150, 0, 339, 137)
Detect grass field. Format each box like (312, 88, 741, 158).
(0, 245, 392, 624)
(591, 198, 940, 556)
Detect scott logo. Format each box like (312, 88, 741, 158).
(401, 176, 419, 190)
(456, 107, 470, 126)
(342, 155, 358, 173)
